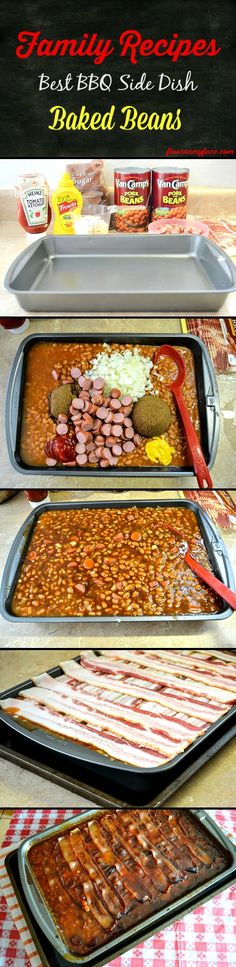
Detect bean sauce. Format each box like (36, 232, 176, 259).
(11, 507, 221, 617)
(20, 341, 201, 469)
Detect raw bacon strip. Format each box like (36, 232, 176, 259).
(141, 651, 236, 690)
(147, 648, 236, 674)
(103, 650, 236, 692)
(0, 698, 162, 768)
(33, 673, 203, 742)
(125, 675, 228, 707)
(138, 701, 208, 731)
(60, 661, 227, 722)
(162, 675, 235, 703)
(193, 649, 236, 665)
(80, 652, 235, 703)
(19, 687, 186, 756)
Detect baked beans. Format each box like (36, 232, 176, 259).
(20, 341, 201, 469)
(11, 506, 221, 618)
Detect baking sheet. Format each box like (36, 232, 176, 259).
(0, 717, 235, 807)
(4, 234, 236, 313)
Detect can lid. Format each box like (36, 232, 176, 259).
(114, 167, 151, 174)
(152, 167, 190, 174)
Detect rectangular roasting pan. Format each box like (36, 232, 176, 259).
(0, 498, 234, 623)
(4, 234, 236, 313)
(0, 652, 235, 802)
(6, 331, 219, 478)
(15, 809, 236, 964)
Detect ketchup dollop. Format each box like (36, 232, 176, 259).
(45, 435, 76, 463)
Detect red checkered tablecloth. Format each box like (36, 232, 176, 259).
(0, 809, 235, 967)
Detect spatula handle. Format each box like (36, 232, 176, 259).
(186, 551, 236, 609)
(174, 387, 213, 489)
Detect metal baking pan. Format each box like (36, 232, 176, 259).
(0, 652, 235, 803)
(5, 812, 236, 967)
(6, 331, 219, 478)
(17, 809, 236, 965)
(4, 234, 236, 313)
(0, 498, 234, 623)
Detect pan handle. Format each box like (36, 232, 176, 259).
(217, 253, 236, 286)
(201, 236, 236, 288)
(196, 505, 235, 611)
(200, 338, 220, 471)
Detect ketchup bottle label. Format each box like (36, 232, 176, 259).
(21, 188, 48, 227)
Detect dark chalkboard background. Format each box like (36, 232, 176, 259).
(1, 0, 236, 157)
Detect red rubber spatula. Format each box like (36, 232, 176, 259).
(160, 520, 236, 610)
(153, 345, 213, 488)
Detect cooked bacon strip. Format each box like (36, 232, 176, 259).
(171, 813, 212, 867)
(126, 813, 186, 883)
(138, 811, 208, 874)
(103, 813, 168, 894)
(81, 824, 136, 914)
(18, 687, 186, 756)
(79, 652, 235, 703)
(0, 698, 162, 767)
(87, 820, 150, 902)
(102, 650, 236, 691)
(84, 817, 156, 898)
(66, 830, 124, 918)
(33, 673, 204, 742)
(57, 835, 114, 931)
(58, 835, 114, 932)
(119, 812, 176, 887)
(61, 661, 227, 722)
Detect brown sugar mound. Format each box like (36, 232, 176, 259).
(132, 395, 172, 437)
(49, 384, 74, 420)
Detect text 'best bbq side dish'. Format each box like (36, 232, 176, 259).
(1, 650, 235, 768)
(9, 506, 221, 617)
(26, 809, 227, 956)
(19, 341, 200, 470)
